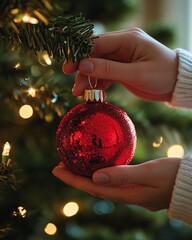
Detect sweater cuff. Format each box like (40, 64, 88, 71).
(169, 48, 192, 108)
(167, 154, 192, 225)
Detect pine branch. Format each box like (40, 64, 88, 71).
(0, 159, 21, 201)
(0, 14, 94, 62)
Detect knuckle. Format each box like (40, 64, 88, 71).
(119, 169, 129, 185)
(103, 60, 112, 78)
(130, 27, 144, 37)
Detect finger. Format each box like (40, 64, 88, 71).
(52, 165, 97, 193)
(62, 31, 128, 73)
(62, 59, 79, 74)
(52, 166, 121, 198)
(79, 58, 142, 84)
(91, 29, 141, 56)
(91, 31, 125, 56)
(52, 166, 140, 203)
(72, 73, 89, 96)
(92, 163, 158, 187)
(79, 57, 173, 102)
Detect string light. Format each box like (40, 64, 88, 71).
(167, 144, 185, 157)
(14, 62, 21, 69)
(13, 206, 27, 218)
(152, 136, 163, 148)
(2, 142, 11, 162)
(13, 14, 38, 24)
(28, 87, 36, 97)
(22, 15, 38, 24)
(43, 53, 52, 65)
(10, 8, 19, 15)
(44, 223, 57, 235)
(19, 104, 33, 119)
(38, 51, 52, 66)
(22, 15, 30, 22)
(62, 202, 79, 217)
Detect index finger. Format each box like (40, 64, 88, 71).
(91, 28, 140, 56)
(62, 59, 78, 74)
(91, 31, 125, 56)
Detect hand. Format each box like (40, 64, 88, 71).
(63, 28, 177, 101)
(52, 157, 181, 211)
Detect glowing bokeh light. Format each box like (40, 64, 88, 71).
(19, 104, 33, 119)
(167, 144, 185, 157)
(63, 202, 79, 217)
(44, 223, 57, 235)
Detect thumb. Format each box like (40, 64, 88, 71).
(79, 58, 138, 84)
(92, 164, 152, 186)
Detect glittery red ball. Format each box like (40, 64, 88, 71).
(56, 102, 136, 177)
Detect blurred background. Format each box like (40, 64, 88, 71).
(0, 0, 192, 239)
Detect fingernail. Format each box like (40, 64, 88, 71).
(52, 167, 58, 176)
(72, 83, 76, 93)
(52, 162, 64, 175)
(93, 172, 109, 184)
(80, 59, 94, 74)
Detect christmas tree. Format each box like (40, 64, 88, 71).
(1, 0, 192, 239)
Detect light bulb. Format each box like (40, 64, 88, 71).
(2, 142, 11, 156)
(28, 87, 36, 97)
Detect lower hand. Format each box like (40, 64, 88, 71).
(52, 157, 181, 211)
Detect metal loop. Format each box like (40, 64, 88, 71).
(88, 76, 97, 89)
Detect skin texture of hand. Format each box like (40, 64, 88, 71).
(63, 28, 178, 101)
(52, 157, 181, 211)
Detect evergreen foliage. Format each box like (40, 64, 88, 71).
(0, 0, 192, 239)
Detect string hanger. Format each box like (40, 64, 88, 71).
(87, 55, 98, 89)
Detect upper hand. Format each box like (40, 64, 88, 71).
(52, 157, 181, 211)
(63, 28, 177, 102)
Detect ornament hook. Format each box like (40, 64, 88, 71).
(88, 76, 98, 89)
(87, 55, 98, 89)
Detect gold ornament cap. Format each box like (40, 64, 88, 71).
(84, 89, 104, 102)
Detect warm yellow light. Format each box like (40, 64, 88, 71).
(18, 206, 27, 218)
(152, 136, 163, 148)
(63, 202, 79, 217)
(14, 63, 21, 69)
(10, 8, 19, 15)
(38, 51, 52, 66)
(13, 206, 27, 218)
(44, 223, 57, 235)
(23, 15, 30, 22)
(167, 144, 185, 157)
(19, 105, 33, 119)
(2, 142, 11, 156)
(28, 87, 36, 97)
(42, 52, 52, 65)
(22, 15, 38, 24)
(29, 17, 38, 24)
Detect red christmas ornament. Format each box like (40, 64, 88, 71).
(56, 89, 136, 177)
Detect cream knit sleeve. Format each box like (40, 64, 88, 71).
(167, 154, 192, 225)
(170, 48, 192, 108)
(168, 48, 192, 226)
